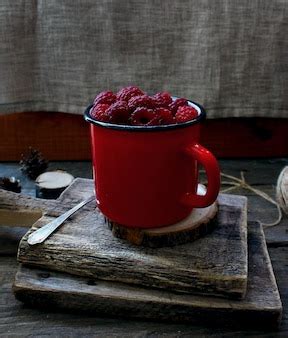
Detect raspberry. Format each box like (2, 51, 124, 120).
(106, 100, 130, 124)
(93, 91, 116, 105)
(128, 95, 154, 111)
(90, 104, 110, 122)
(148, 117, 161, 126)
(129, 107, 159, 126)
(155, 108, 175, 125)
(90, 88, 197, 126)
(153, 92, 172, 107)
(169, 98, 188, 115)
(175, 106, 198, 123)
(116, 86, 144, 102)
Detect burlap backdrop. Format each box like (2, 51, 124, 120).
(0, 0, 287, 118)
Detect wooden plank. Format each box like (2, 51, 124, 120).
(1, 159, 287, 250)
(202, 158, 288, 246)
(1, 159, 287, 336)
(1, 247, 287, 336)
(218, 158, 288, 185)
(14, 178, 248, 299)
(0, 112, 90, 161)
(0, 183, 89, 255)
(0, 112, 287, 160)
(202, 118, 288, 158)
(0, 163, 91, 256)
(13, 222, 282, 329)
(0, 188, 62, 222)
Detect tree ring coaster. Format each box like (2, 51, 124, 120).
(107, 184, 218, 247)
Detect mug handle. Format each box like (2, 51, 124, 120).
(181, 143, 221, 208)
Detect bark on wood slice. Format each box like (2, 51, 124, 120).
(276, 166, 288, 215)
(107, 185, 218, 247)
(13, 222, 282, 329)
(35, 170, 74, 199)
(12, 178, 248, 299)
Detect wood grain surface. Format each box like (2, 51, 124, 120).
(14, 178, 248, 299)
(1, 159, 287, 247)
(0, 113, 288, 160)
(13, 222, 282, 328)
(1, 159, 288, 336)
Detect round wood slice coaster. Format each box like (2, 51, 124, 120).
(106, 185, 218, 247)
(35, 170, 74, 199)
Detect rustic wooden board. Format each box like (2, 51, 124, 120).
(1, 159, 287, 336)
(1, 113, 288, 161)
(13, 222, 282, 328)
(10, 178, 248, 299)
(1, 159, 288, 247)
(107, 186, 218, 247)
(0, 178, 248, 299)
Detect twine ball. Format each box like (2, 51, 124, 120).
(276, 166, 288, 216)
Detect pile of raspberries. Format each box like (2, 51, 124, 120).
(89, 86, 198, 126)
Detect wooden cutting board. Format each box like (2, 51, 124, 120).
(0, 178, 248, 299)
(13, 221, 282, 328)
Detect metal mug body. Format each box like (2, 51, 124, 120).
(84, 100, 220, 228)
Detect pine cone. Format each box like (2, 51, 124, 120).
(20, 148, 49, 180)
(0, 177, 21, 193)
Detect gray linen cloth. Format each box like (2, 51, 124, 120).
(0, 0, 287, 118)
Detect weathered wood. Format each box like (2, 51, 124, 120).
(1, 159, 288, 247)
(1, 159, 288, 336)
(0, 190, 51, 229)
(0, 188, 59, 225)
(13, 222, 282, 328)
(217, 158, 288, 186)
(13, 178, 248, 299)
(0, 180, 92, 254)
(107, 186, 218, 247)
(207, 159, 288, 246)
(1, 248, 287, 336)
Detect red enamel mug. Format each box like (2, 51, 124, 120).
(84, 99, 220, 228)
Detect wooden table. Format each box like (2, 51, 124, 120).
(1, 159, 288, 336)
